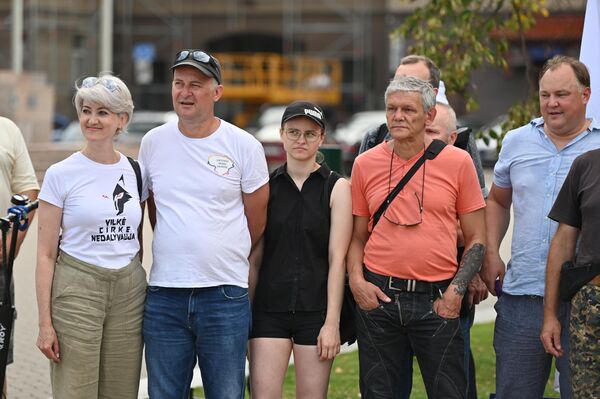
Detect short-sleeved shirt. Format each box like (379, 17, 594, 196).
(39, 152, 142, 268)
(351, 142, 485, 281)
(358, 125, 488, 199)
(139, 119, 269, 288)
(253, 164, 339, 312)
(493, 117, 600, 296)
(0, 117, 39, 213)
(549, 148, 600, 266)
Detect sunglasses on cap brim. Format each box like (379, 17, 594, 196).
(173, 50, 221, 83)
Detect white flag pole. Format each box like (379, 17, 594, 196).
(580, 0, 600, 119)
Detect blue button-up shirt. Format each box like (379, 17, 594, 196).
(494, 117, 600, 296)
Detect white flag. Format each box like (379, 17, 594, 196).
(581, 0, 600, 118)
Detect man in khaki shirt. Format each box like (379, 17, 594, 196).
(0, 116, 40, 395)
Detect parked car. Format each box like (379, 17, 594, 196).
(333, 110, 386, 174)
(476, 114, 507, 166)
(58, 120, 84, 142)
(253, 123, 286, 171)
(57, 111, 177, 143)
(334, 110, 386, 146)
(254, 123, 281, 143)
(245, 105, 287, 134)
(120, 111, 178, 143)
(51, 113, 72, 141)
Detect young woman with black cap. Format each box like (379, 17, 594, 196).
(249, 101, 352, 398)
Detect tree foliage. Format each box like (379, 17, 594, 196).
(395, 0, 549, 147)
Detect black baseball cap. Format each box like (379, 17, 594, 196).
(281, 101, 325, 129)
(171, 49, 222, 84)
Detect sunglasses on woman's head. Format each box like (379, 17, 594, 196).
(81, 77, 120, 93)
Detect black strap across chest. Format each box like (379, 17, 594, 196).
(372, 139, 446, 228)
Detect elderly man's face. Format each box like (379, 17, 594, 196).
(386, 91, 435, 142)
(425, 105, 457, 145)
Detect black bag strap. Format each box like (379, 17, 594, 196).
(373, 123, 389, 148)
(322, 167, 341, 220)
(372, 139, 446, 228)
(365, 123, 389, 151)
(127, 156, 143, 200)
(454, 126, 471, 150)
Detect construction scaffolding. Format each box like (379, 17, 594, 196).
(282, 0, 375, 109)
(1, 0, 386, 124)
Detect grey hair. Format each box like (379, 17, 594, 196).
(384, 76, 436, 112)
(436, 103, 457, 133)
(74, 73, 134, 131)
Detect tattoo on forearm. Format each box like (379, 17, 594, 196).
(452, 243, 485, 296)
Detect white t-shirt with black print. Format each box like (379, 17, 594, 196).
(39, 152, 142, 269)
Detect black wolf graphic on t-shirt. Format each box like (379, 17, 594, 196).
(113, 175, 132, 216)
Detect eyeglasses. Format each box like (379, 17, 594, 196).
(81, 77, 120, 93)
(284, 128, 322, 142)
(173, 50, 221, 83)
(383, 149, 425, 227)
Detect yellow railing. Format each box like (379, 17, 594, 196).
(213, 53, 342, 106)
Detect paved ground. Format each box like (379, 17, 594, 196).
(6, 168, 509, 398)
(6, 214, 156, 398)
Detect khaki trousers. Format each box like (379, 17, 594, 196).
(50, 251, 146, 399)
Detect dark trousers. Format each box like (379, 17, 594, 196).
(395, 306, 477, 399)
(356, 268, 466, 399)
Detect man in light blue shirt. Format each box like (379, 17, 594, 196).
(482, 55, 600, 399)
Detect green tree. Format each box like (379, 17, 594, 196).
(396, 0, 549, 149)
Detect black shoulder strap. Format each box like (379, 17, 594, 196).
(375, 123, 389, 145)
(454, 126, 471, 150)
(127, 156, 142, 199)
(372, 139, 446, 228)
(322, 169, 342, 221)
(367, 123, 389, 150)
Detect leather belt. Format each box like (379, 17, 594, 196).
(387, 276, 453, 294)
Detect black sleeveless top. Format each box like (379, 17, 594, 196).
(253, 163, 341, 312)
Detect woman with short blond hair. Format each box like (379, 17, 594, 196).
(36, 74, 146, 399)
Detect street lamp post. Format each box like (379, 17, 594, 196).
(100, 0, 114, 72)
(11, 0, 23, 73)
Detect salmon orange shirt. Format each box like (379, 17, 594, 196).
(351, 141, 485, 281)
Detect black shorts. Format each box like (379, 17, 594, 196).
(250, 310, 325, 345)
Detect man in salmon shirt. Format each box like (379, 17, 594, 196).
(347, 76, 486, 399)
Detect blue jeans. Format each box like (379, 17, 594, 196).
(356, 269, 466, 399)
(494, 294, 572, 399)
(143, 286, 251, 399)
